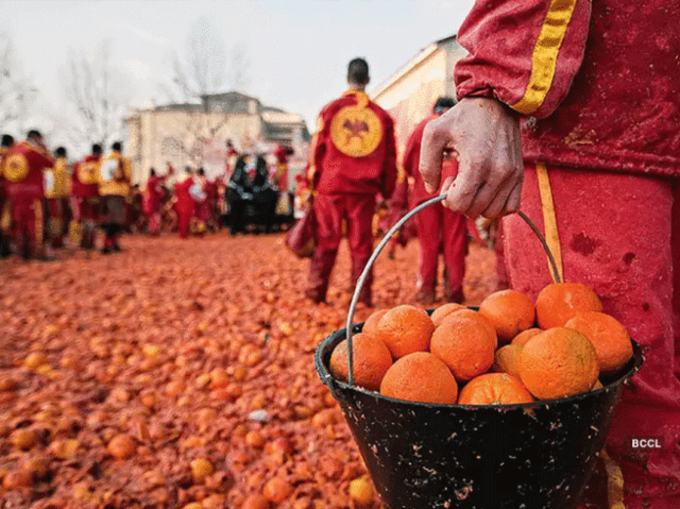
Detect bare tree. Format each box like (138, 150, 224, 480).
(0, 32, 38, 133)
(59, 39, 130, 150)
(229, 42, 251, 93)
(171, 18, 227, 102)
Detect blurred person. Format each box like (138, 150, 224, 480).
(227, 153, 270, 235)
(174, 167, 195, 239)
(71, 144, 102, 250)
(304, 57, 397, 306)
(99, 141, 132, 253)
(144, 168, 167, 235)
(418, 1, 680, 506)
(191, 168, 210, 235)
(273, 144, 295, 217)
(0, 134, 15, 258)
(403, 97, 467, 304)
(3, 130, 54, 260)
(44, 146, 70, 248)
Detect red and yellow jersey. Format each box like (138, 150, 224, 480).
(72, 154, 101, 198)
(99, 150, 132, 196)
(455, 0, 680, 177)
(3, 141, 54, 199)
(309, 89, 398, 198)
(44, 156, 70, 199)
(402, 114, 459, 206)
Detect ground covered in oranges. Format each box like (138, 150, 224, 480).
(0, 234, 497, 509)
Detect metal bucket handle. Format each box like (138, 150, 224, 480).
(342, 193, 561, 387)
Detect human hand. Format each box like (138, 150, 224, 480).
(419, 97, 523, 219)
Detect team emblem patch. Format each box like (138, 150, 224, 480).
(4, 153, 29, 182)
(330, 105, 383, 157)
(79, 161, 99, 185)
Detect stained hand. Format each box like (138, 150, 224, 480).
(419, 97, 523, 219)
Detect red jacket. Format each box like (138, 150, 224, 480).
(455, 0, 680, 177)
(403, 115, 459, 206)
(174, 177, 195, 215)
(4, 141, 54, 200)
(71, 154, 101, 198)
(310, 90, 398, 197)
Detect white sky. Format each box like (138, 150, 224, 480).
(2, 0, 475, 154)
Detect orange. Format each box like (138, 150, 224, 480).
(430, 315, 496, 382)
(511, 328, 542, 348)
(458, 373, 535, 405)
(519, 327, 599, 400)
(375, 305, 434, 359)
(479, 289, 535, 342)
(380, 352, 458, 404)
(362, 309, 389, 337)
(443, 308, 498, 349)
(535, 282, 603, 329)
(329, 333, 392, 391)
(491, 344, 523, 377)
(430, 303, 466, 328)
(565, 311, 633, 375)
(591, 379, 604, 391)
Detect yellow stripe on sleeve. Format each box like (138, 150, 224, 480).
(511, 0, 579, 115)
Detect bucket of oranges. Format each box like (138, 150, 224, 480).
(314, 194, 643, 509)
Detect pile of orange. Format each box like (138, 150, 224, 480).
(328, 283, 634, 405)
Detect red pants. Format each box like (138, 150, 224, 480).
(307, 193, 375, 305)
(177, 209, 192, 238)
(72, 197, 99, 222)
(414, 201, 468, 298)
(147, 211, 161, 235)
(503, 163, 680, 508)
(11, 197, 44, 258)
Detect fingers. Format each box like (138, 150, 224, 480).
(419, 117, 448, 194)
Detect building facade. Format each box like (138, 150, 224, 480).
(371, 35, 467, 154)
(124, 91, 310, 184)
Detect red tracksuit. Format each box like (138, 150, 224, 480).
(403, 114, 468, 303)
(455, 1, 680, 507)
(4, 141, 54, 258)
(144, 175, 165, 235)
(174, 177, 194, 239)
(306, 89, 398, 305)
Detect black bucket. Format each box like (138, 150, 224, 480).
(314, 195, 645, 509)
(315, 326, 643, 509)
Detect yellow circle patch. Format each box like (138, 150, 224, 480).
(79, 161, 99, 185)
(4, 153, 30, 182)
(330, 105, 383, 158)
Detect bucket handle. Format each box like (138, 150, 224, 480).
(344, 193, 561, 386)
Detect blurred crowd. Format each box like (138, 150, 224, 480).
(0, 133, 297, 260)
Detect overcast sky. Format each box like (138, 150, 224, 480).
(2, 0, 475, 154)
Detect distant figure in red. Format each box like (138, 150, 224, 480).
(144, 168, 167, 235)
(273, 144, 294, 217)
(403, 97, 467, 304)
(305, 58, 398, 306)
(173, 168, 195, 239)
(0, 134, 15, 258)
(71, 144, 102, 250)
(3, 130, 54, 260)
(192, 168, 210, 235)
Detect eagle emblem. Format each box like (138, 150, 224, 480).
(330, 105, 383, 157)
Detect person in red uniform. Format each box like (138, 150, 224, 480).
(71, 144, 102, 250)
(173, 168, 195, 239)
(0, 134, 15, 258)
(144, 168, 167, 235)
(419, 1, 680, 507)
(305, 58, 398, 306)
(192, 168, 210, 235)
(403, 97, 467, 304)
(44, 146, 70, 248)
(3, 130, 54, 260)
(273, 144, 294, 217)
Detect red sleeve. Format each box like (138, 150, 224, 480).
(455, 0, 592, 118)
(380, 115, 398, 200)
